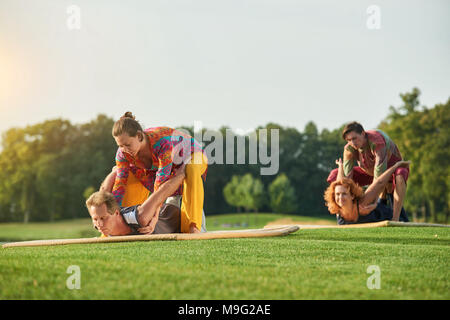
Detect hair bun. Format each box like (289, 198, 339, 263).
(113, 111, 143, 137)
(121, 111, 135, 120)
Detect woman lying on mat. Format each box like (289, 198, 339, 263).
(324, 159, 410, 225)
(86, 164, 186, 236)
(100, 112, 208, 234)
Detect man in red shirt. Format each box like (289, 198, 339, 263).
(327, 122, 409, 221)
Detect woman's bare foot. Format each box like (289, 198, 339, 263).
(189, 223, 200, 233)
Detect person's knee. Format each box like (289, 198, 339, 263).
(327, 168, 338, 184)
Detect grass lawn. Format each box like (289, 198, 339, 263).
(0, 214, 448, 299)
(0, 219, 99, 242)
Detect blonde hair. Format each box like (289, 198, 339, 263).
(112, 111, 144, 138)
(323, 178, 364, 214)
(85, 191, 120, 215)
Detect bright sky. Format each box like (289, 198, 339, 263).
(0, 0, 449, 136)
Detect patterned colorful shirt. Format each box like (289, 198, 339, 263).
(112, 127, 206, 206)
(343, 129, 402, 180)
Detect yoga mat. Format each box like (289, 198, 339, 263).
(264, 221, 450, 230)
(2, 225, 299, 248)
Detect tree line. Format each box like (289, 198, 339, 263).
(0, 88, 448, 223)
(379, 88, 449, 223)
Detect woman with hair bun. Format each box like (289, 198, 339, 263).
(101, 112, 208, 234)
(324, 159, 410, 224)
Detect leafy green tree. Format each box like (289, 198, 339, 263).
(0, 127, 40, 223)
(223, 174, 266, 213)
(268, 173, 297, 214)
(379, 88, 450, 223)
(223, 175, 245, 212)
(239, 174, 265, 213)
(0, 115, 116, 222)
(249, 177, 265, 213)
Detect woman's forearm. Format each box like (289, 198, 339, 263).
(373, 163, 399, 189)
(100, 169, 117, 192)
(335, 158, 345, 181)
(337, 163, 344, 181)
(361, 162, 403, 205)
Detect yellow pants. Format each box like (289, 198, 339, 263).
(180, 152, 208, 233)
(121, 172, 150, 207)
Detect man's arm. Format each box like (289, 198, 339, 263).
(373, 146, 388, 181)
(343, 146, 356, 178)
(137, 164, 186, 230)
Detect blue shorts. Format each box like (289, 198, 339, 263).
(337, 198, 409, 225)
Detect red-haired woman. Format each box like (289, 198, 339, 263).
(324, 159, 410, 224)
(101, 112, 208, 234)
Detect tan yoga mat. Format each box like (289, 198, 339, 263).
(264, 221, 450, 230)
(2, 225, 300, 248)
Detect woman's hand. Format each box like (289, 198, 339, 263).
(137, 218, 157, 234)
(99, 167, 117, 193)
(395, 160, 411, 168)
(173, 162, 187, 178)
(335, 158, 343, 168)
(137, 206, 161, 234)
(359, 202, 377, 215)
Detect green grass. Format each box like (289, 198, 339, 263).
(0, 214, 449, 299)
(0, 219, 99, 242)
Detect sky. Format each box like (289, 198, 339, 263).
(0, 0, 449, 136)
